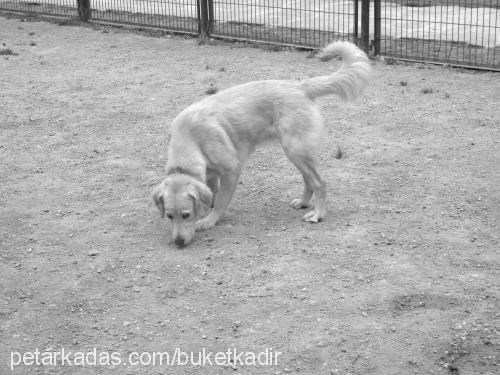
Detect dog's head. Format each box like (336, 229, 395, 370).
(153, 174, 212, 247)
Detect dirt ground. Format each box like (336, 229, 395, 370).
(1, 15, 499, 375)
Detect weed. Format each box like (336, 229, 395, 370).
(260, 43, 284, 52)
(205, 85, 218, 95)
(306, 51, 317, 59)
(0, 48, 18, 56)
(334, 146, 344, 160)
(385, 57, 398, 65)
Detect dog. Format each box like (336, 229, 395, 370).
(153, 41, 371, 246)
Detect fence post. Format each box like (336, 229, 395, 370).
(77, 0, 91, 21)
(373, 0, 381, 55)
(354, 0, 359, 43)
(360, 0, 370, 54)
(208, 0, 214, 34)
(199, 0, 210, 37)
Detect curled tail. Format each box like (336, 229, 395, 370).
(299, 41, 371, 101)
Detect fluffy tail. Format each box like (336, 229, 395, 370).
(299, 41, 371, 101)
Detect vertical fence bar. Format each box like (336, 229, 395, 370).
(197, 0, 202, 35)
(354, 0, 359, 43)
(208, 0, 214, 34)
(374, 0, 381, 55)
(77, 0, 90, 21)
(199, 0, 209, 37)
(360, 0, 370, 52)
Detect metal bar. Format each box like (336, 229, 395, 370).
(199, 0, 209, 37)
(374, 0, 381, 55)
(354, 0, 359, 42)
(208, 0, 214, 34)
(197, 0, 202, 35)
(360, 0, 370, 52)
(77, 0, 90, 22)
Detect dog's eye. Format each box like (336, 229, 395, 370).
(166, 214, 174, 220)
(181, 213, 190, 220)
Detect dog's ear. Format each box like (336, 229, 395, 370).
(188, 180, 213, 213)
(152, 183, 166, 218)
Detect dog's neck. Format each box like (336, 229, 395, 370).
(166, 166, 205, 182)
(166, 135, 208, 182)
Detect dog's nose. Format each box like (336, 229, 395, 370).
(174, 237, 185, 247)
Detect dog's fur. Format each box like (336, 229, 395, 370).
(153, 41, 371, 246)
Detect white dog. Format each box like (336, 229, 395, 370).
(154, 41, 371, 246)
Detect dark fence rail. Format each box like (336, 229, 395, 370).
(0, 0, 498, 70)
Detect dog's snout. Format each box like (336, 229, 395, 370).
(174, 237, 185, 247)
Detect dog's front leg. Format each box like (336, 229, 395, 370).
(206, 175, 219, 208)
(195, 171, 240, 231)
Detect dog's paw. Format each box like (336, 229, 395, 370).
(302, 210, 323, 223)
(195, 213, 219, 232)
(289, 198, 310, 209)
(195, 219, 214, 232)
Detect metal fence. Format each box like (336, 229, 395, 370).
(84, 0, 200, 34)
(208, 0, 358, 47)
(376, 0, 499, 69)
(0, 0, 498, 70)
(0, 0, 77, 18)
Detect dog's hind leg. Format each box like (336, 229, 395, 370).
(278, 105, 326, 222)
(286, 152, 326, 222)
(290, 174, 313, 209)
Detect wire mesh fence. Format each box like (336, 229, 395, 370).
(0, 0, 77, 18)
(0, 0, 498, 69)
(377, 0, 499, 69)
(209, 0, 358, 46)
(89, 0, 199, 33)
